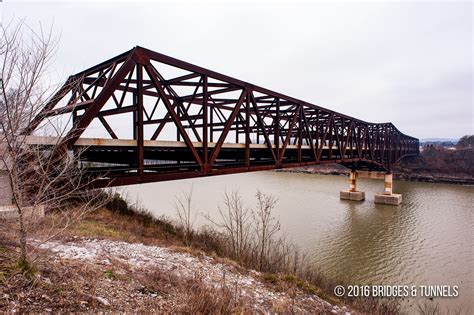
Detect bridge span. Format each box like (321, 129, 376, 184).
(24, 46, 419, 189)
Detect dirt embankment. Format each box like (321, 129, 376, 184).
(15, 238, 343, 313)
(1, 208, 353, 313)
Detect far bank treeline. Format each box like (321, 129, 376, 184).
(394, 135, 474, 184)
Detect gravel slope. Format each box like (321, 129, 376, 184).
(36, 238, 351, 314)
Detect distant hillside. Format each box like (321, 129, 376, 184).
(420, 138, 459, 143)
(394, 135, 474, 184)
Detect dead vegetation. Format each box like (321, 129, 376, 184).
(1, 242, 244, 313)
(56, 192, 403, 314)
(0, 20, 109, 277)
(2, 191, 468, 313)
(0, 213, 334, 313)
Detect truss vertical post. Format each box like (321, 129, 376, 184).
(202, 75, 208, 173)
(210, 103, 214, 143)
(236, 116, 239, 143)
(315, 110, 320, 158)
(136, 64, 144, 176)
(275, 98, 280, 165)
(298, 105, 302, 163)
(328, 119, 333, 159)
(245, 93, 250, 167)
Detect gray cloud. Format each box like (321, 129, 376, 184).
(2, 1, 472, 139)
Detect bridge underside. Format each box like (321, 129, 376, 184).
(25, 46, 419, 188)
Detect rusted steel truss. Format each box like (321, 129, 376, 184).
(26, 46, 419, 187)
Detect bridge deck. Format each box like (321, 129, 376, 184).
(25, 136, 354, 150)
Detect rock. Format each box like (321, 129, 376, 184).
(42, 277, 52, 284)
(96, 296, 110, 306)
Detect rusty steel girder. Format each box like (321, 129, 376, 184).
(26, 46, 419, 187)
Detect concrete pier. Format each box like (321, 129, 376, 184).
(340, 171, 365, 201)
(374, 173, 402, 205)
(340, 171, 402, 205)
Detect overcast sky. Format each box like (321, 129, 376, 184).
(2, 1, 472, 139)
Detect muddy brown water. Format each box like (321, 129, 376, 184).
(122, 171, 473, 313)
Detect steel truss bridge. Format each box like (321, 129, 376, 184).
(24, 46, 419, 187)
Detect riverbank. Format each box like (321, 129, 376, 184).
(0, 206, 356, 313)
(276, 164, 474, 185)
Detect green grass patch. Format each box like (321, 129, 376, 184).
(263, 272, 340, 304)
(262, 273, 279, 284)
(103, 269, 116, 280)
(77, 221, 126, 239)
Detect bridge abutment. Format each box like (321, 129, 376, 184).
(0, 170, 45, 220)
(0, 171, 13, 206)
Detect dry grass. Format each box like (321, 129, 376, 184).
(38, 196, 397, 314)
(0, 235, 252, 313)
(41, 207, 174, 246)
(4, 193, 458, 314)
(136, 270, 251, 314)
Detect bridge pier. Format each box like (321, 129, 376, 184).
(340, 171, 365, 201)
(374, 173, 402, 205)
(340, 171, 402, 205)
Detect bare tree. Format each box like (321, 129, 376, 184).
(253, 190, 279, 271)
(175, 185, 197, 245)
(205, 189, 253, 259)
(0, 20, 108, 267)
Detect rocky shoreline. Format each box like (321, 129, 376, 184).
(275, 165, 474, 185)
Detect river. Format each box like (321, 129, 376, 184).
(122, 171, 473, 313)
